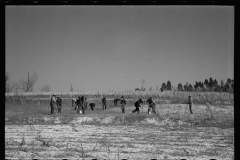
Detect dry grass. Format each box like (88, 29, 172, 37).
(5, 91, 233, 104)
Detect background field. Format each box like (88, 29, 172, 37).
(5, 91, 234, 159)
(5, 90, 234, 105)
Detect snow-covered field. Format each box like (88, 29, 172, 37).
(5, 103, 234, 159)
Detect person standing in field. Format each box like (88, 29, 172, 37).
(50, 94, 57, 114)
(146, 97, 156, 114)
(188, 95, 193, 114)
(120, 96, 126, 114)
(132, 98, 143, 114)
(80, 96, 86, 114)
(56, 96, 62, 113)
(75, 96, 82, 114)
(72, 98, 77, 109)
(102, 97, 107, 110)
(84, 97, 88, 110)
(113, 98, 121, 106)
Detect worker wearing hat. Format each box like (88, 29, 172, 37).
(146, 97, 156, 114)
(50, 94, 57, 114)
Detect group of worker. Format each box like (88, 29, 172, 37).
(50, 94, 62, 114)
(118, 96, 156, 114)
(50, 94, 193, 115)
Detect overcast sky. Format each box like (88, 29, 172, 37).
(6, 6, 234, 92)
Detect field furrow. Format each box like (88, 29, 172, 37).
(5, 122, 234, 159)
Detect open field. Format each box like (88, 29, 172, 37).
(5, 97, 234, 159)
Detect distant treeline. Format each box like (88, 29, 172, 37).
(143, 77, 234, 93)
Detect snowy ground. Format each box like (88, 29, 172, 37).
(5, 103, 234, 159)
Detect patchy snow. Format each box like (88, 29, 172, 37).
(5, 123, 234, 159)
(100, 116, 115, 124)
(70, 117, 95, 124)
(42, 117, 51, 122)
(54, 117, 61, 124)
(5, 103, 234, 159)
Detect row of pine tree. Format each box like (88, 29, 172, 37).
(157, 78, 234, 93)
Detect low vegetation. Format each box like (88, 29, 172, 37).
(5, 90, 233, 106)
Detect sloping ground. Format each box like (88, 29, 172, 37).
(5, 117, 234, 159)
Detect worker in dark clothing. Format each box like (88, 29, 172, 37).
(89, 103, 96, 111)
(188, 96, 193, 114)
(81, 96, 86, 114)
(132, 99, 143, 114)
(50, 94, 57, 114)
(75, 96, 85, 114)
(146, 97, 156, 114)
(102, 97, 107, 110)
(75, 96, 81, 113)
(84, 97, 88, 110)
(120, 96, 126, 114)
(72, 98, 77, 109)
(114, 98, 121, 106)
(56, 96, 62, 113)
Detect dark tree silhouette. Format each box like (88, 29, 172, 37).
(215, 85, 221, 92)
(5, 72, 11, 93)
(161, 83, 167, 91)
(213, 79, 218, 91)
(204, 79, 209, 91)
(177, 83, 183, 91)
(194, 81, 199, 91)
(184, 82, 189, 91)
(220, 79, 224, 92)
(209, 77, 213, 90)
(224, 82, 230, 92)
(19, 72, 38, 92)
(188, 84, 193, 91)
(157, 77, 233, 93)
(227, 78, 232, 85)
(166, 80, 172, 91)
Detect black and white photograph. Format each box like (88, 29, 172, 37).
(5, 4, 234, 159)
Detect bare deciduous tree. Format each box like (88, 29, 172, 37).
(70, 83, 74, 92)
(12, 82, 21, 95)
(20, 72, 38, 92)
(5, 72, 11, 93)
